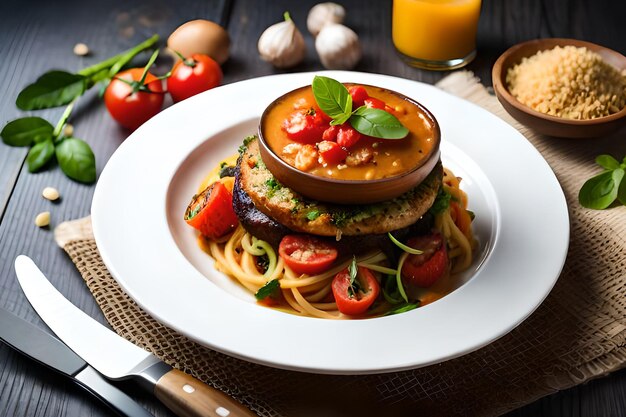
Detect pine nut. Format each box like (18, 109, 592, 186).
(42, 187, 60, 201)
(35, 212, 50, 228)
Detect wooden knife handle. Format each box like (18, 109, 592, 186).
(154, 368, 257, 417)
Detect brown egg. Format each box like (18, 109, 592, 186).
(167, 20, 230, 64)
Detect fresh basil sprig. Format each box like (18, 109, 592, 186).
(1, 35, 159, 183)
(311, 75, 409, 140)
(255, 279, 280, 301)
(578, 154, 626, 209)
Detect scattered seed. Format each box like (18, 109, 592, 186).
(73, 43, 90, 56)
(63, 124, 74, 138)
(35, 212, 50, 228)
(42, 187, 60, 201)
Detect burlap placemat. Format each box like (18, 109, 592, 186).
(54, 71, 626, 417)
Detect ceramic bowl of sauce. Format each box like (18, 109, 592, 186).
(258, 83, 441, 204)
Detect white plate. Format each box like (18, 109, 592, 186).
(92, 71, 569, 374)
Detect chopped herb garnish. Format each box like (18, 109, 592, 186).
(347, 256, 361, 298)
(265, 177, 282, 197)
(306, 210, 320, 221)
(238, 134, 257, 154)
(255, 279, 280, 301)
(429, 186, 451, 215)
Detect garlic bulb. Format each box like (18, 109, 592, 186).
(315, 23, 361, 70)
(258, 12, 306, 68)
(307, 2, 345, 37)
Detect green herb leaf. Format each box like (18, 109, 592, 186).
(578, 168, 624, 209)
(26, 139, 55, 172)
(1, 117, 54, 147)
(618, 174, 626, 206)
(55, 138, 96, 183)
(255, 279, 280, 300)
(16, 71, 86, 110)
(312, 76, 352, 121)
(429, 187, 451, 215)
(349, 107, 409, 139)
(385, 302, 420, 316)
(382, 274, 404, 305)
(596, 154, 621, 170)
(306, 210, 320, 221)
(348, 256, 358, 286)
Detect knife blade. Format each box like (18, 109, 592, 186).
(15, 255, 257, 417)
(0, 307, 154, 417)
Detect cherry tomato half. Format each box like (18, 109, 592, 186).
(184, 181, 238, 239)
(332, 266, 380, 316)
(364, 97, 386, 110)
(278, 235, 338, 275)
(282, 109, 329, 144)
(401, 233, 449, 288)
(168, 54, 223, 103)
(104, 68, 164, 130)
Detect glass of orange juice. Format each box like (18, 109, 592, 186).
(392, 0, 482, 70)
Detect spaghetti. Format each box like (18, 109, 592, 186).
(193, 159, 477, 319)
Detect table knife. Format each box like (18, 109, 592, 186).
(15, 255, 257, 417)
(0, 307, 154, 417)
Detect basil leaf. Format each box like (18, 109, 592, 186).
(385, 302, 420, 316)
(26, 139, 55, 172)
(618, 172, 626, 206)
(255, 279, 280, 300)
(16, 71, 86, 110)
(1, 117, 54, 147)
(578, 169, 624, 209)
(312, 76, 352, 120)
(596, 154, 620, 170)
(55, 138, 96, 183)
(350, 107, 409, 139)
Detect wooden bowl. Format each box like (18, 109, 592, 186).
(492, 38, 626, 138)
(257, 85, 441, 205)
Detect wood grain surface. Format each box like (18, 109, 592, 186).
(0, 0, 624, 416)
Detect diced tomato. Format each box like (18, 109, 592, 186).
(282, 109, 328, 144)
(317, 140, 348, 165)
(332, 266, 380, 316)
(322, 125, 339, 141)
(184, 182, 238, 239)
(348, 86, 369, 108)
(364, 97, 386, 110)
(401, 233, 448, 288)
(278, 235, 338, 275)
(336, 125, 361, 148)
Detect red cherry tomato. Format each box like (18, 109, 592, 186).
(336, 125, 361, 148)
(184, 181, 238, 239)
(278, 235, 338, 276)
(349, 86, 369, 108)
(104, 68, 164, 130)
(364, 97, 386, 110)
(168, 54, 223, 103)
(317, 140, 348, 165)
(332, 266, 380, 316)
(401, 233, 449, 288)
(282, 109, 328, 144)
(322, 125, 339, 141)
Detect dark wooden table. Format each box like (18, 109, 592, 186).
(1, 0, 625, 416)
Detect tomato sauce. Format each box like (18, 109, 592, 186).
(261, 84, 437, 181)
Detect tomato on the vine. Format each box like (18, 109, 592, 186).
(167, 53, 223, 102)
(104, 68, 164, 130)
